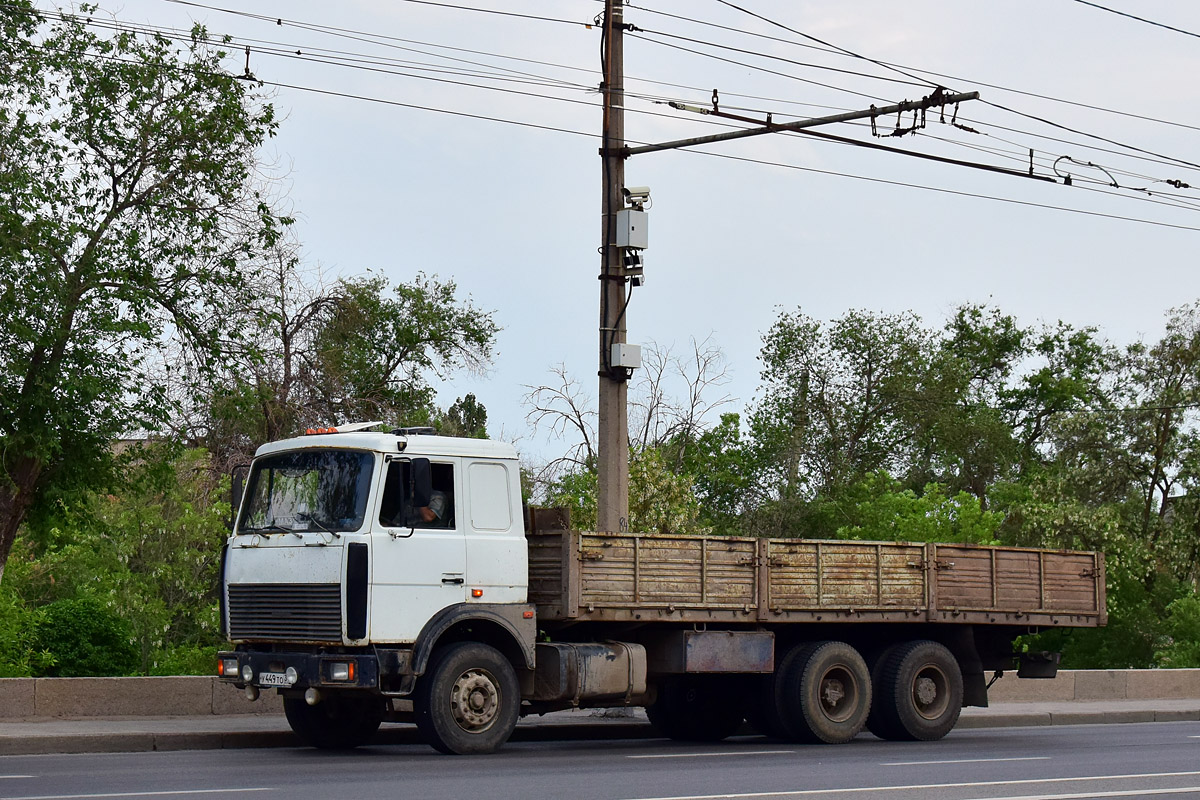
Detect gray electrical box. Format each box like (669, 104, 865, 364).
(611, 343, 642, 370)
(616, 209, 648, 250)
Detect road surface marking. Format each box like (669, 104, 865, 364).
(882, 756, 1051, 766)
(623, 770, 1200, 800)
(629, 751, 796, 759)
(3, 789, 274, 800)
(0, 776, 36, 779)
(960, 789, 1200, 800)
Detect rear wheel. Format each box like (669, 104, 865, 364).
(873, 640, 963, 741)
(866, 644, 903, 740)
(647, 675, 745, 742)
(413, 642, 520, 755)
(747, 642, 819, 740)
(283, 693, 384, 749)
(785, 641, 871, 744)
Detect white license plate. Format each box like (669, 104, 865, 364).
(257, 672, 290, 687)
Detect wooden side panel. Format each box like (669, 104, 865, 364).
(765, 540, 925, 611)
(573, 532, 757, 610)
(880, 546, 927, 607)
(765, 541, 818, 608)
(526, 531, 566, 612)
(529, 531, 1103, 627)
(1044, 552, 1101, 613)
(932, 545, 1102, 615)
(703, 539, 757, 606)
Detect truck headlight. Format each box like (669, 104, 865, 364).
(241, 664, 254, 683)
(328, 661, 355, 681)
(286, 666, 299, 685)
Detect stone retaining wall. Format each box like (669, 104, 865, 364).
(1, 669, 1197, 718)
(985, 669, 1200, 703)
(0, 677, 282, 719)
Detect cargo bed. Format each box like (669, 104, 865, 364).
(528, 531, 1105, 628)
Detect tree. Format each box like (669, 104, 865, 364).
(747, 308, 935, 534)
(0, 5, 286, 580)
(524, 339, 731, 522)
(309, 273, 497, 427)
(178, 255, 498, 468)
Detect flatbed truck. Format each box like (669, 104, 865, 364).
(217, 426, 1105, 754)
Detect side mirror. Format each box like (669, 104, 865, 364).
(410, 458, 433, 508)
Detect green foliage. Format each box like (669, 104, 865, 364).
(820, 473, 1002, 544)
(542, 447, 708, 535)
(628, 448, 707, 535)
(149, 644, 220, 677)
(34, 597, 139, 677)
(1156, 596, 1200, 668)
(313, 273, 498, 426)
(0, 585, 54, 677)
(0, 4, 286, 577)
(438, 394, 489, 438)
(5, 444, 229, 674)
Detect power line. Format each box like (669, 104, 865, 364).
(627, 31, 890, 104)
(166, 0, 592, 30)
(675, 145, 1200, 233)
(711, 0, 938, 89)
(1069, 0, 1200, 41)
(627, 1, 1200, 136)
(19, 14, 1200, 234)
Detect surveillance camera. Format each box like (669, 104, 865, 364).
(622, 186, 651, 205)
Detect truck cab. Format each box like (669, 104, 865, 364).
(219, 425, 539, 753)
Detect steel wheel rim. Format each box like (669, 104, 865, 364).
(449, 667, 501, 733)
(817, 665, 859, 723)
(911, 663, 950, 721)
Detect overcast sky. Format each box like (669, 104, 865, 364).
(69, 0, 1200, 463)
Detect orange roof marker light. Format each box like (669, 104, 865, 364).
(304, 421, 384, 435)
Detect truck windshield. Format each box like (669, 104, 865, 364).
(238, 449, 374, 534)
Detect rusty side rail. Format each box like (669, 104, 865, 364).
(527, 531, 1105, 628)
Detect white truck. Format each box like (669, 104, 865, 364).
(217, 425, 1105, 754)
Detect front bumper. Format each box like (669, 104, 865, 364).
(217, 650, 387, 692)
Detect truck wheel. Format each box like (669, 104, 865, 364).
(874, 640, 962, 741)
(786, 641, 871, 744)
(413, 642, 520, 755)
(747, 642, 819, 740)
(866, 644, 903, 740)
(283, 694, 384, 749)
(646, 676, 745, 742)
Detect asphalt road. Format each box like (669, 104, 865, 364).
(2, 721, 1200, 800)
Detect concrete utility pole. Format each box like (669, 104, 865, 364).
(591, 5, 980, 532)
(597, 0, 627, 533)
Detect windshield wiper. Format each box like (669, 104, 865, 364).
(244, 523, 302, 538)
(296, 513, 342, 539)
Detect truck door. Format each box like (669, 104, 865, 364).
(371, 457, 465, 641)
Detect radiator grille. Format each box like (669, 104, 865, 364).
(227, 583, 343, 642)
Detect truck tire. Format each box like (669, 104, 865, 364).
(283, 694, 384, 749)
(785, 640, 871, 744)
(866, 644, 903, 740)
(747, 642, 820, 740)
(873, 640, 962, 741)
(413, 641, 520, 755)
(646, 675, 745, 742)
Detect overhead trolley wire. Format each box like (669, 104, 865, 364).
(165, 0, 591, 29)
(19, 5, 1200, 233)
(626, 1, 1200, 135)
(1068, 0, 1200, 41)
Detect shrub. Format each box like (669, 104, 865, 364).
(35, 597, 139, 677)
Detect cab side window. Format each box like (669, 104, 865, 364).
(378, 461, 455, 529)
